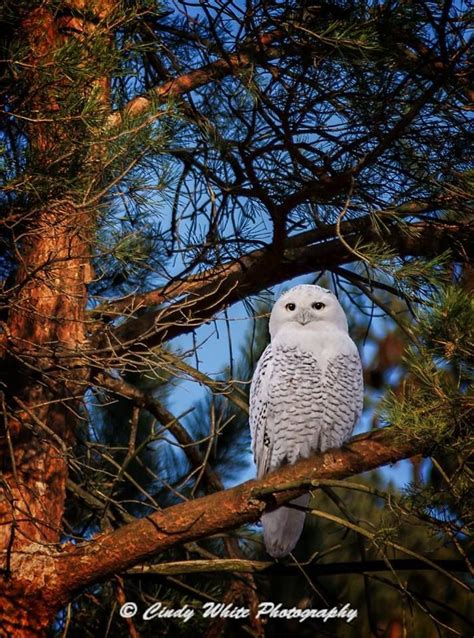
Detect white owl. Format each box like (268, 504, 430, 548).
(249, 284, 363, 557)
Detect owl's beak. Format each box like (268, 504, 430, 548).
(297, 310, 312, 325)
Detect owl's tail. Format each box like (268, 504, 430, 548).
(262, 493, 309, 558)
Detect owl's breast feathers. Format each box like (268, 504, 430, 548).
(249, 335, 363, 475)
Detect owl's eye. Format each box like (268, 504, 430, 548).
(285, 303, 296, 311)
(312, 302, 325, 310)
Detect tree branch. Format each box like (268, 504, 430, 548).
(126, 558, 468, 577)
(89, 200, 442, 319)
(57, 426, 426, 602)
(108, 30, 285, 127)
(108, 18, 472, 129)
(92, 216, 473, 359)
(96, 372, 231, 493)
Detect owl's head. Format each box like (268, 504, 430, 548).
(269, 285, 349, 338)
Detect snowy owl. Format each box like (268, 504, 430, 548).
(249, 284, 363, 557)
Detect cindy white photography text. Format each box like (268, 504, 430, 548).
(120, 601, 358, 624)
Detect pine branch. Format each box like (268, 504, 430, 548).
(108, 30, 285, 127)
(95, 371, 262, 627)
(89, 199, 450, 320)
(126, 558, 468, 577)
(92, 217, 473, 358)
(56, 426, 427, 600)
(108, 15, 472, 129)
(96, 372, 228, 493)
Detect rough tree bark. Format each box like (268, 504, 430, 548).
(0, 3, 108, 634)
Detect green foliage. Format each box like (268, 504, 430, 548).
(384, 286, 473, 447)
(381, 285, 473, 565)
(417, 286, 474, 368)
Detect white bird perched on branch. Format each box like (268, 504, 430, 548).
(249, 284, 364, 557)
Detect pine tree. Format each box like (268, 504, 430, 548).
(0, 1, 471, 635)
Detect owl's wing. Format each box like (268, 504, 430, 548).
(321, 352, 364, 451)
(249, 344, 274, 479)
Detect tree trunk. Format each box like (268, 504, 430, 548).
(0, 5, 99, 634)
(0, 205, 91, 634)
